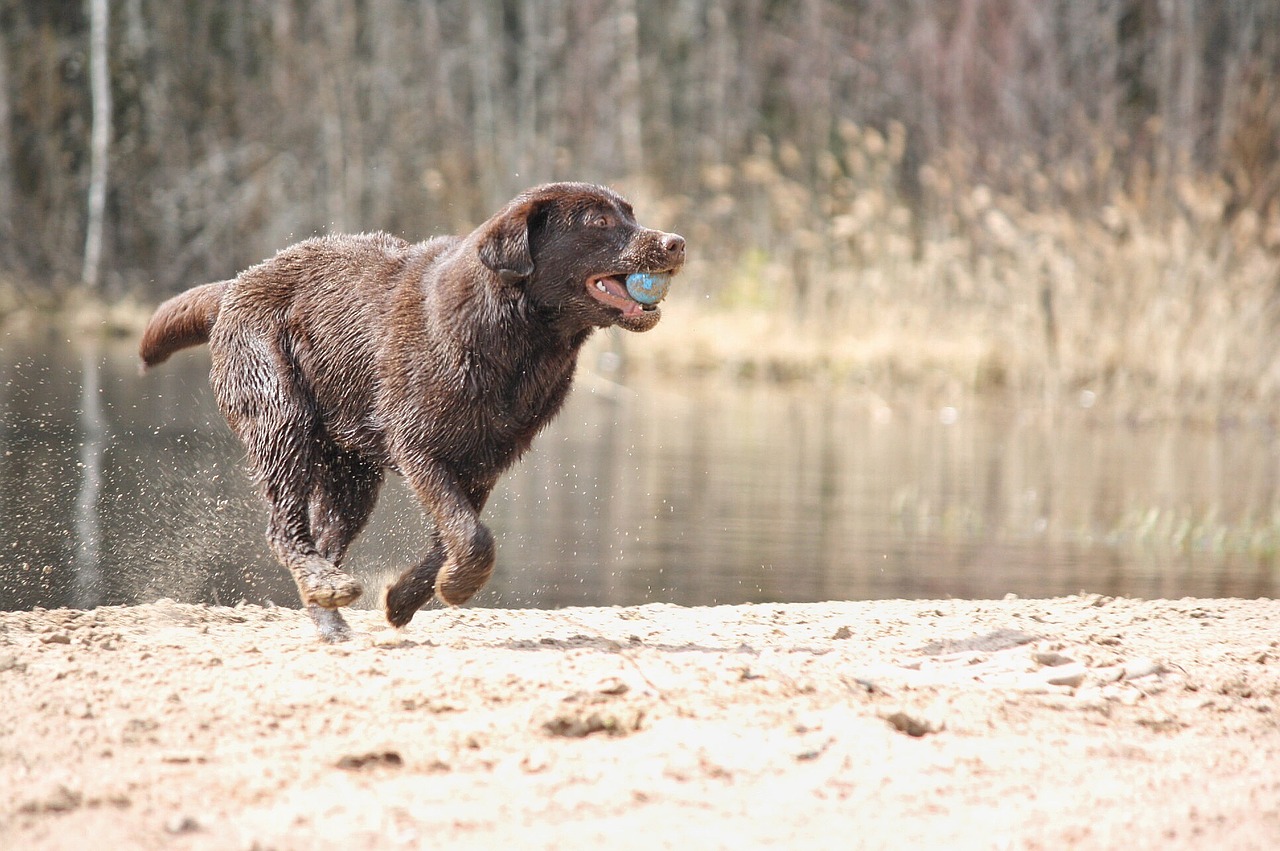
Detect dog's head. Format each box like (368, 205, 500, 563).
(475, 183, 685, 333)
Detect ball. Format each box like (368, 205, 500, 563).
(625, 272, 673, 305)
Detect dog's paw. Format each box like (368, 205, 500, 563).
(295, 558, 363, 609)
(384, 581, 428, 628)
(435, 561, 493, 607)
(308, 575, 363, 608)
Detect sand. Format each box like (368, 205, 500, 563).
(2, 594, 1278, 850)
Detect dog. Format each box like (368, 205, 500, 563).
(139, 182, 685, 641)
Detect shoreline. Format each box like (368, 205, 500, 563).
(3, 595, 1278, 849)
(5, 295, 1280, 427)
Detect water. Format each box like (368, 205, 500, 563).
(2, 326, 1277, 613)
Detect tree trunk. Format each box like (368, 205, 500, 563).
(466, 4, 512, 206)
(0, 31, 13, 260)
(81, 0, 112, 291)
(614, 0, 644, 178)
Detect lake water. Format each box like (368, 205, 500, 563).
(2, 326, 1277, 613)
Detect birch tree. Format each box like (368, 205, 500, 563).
(0, 30, 13, 259)
(81, 0, 111, 290)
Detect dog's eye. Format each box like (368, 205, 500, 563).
(590, 213, 613, 229)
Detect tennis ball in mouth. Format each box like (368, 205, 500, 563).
(624, 271, 673, 305)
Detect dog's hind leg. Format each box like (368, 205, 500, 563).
(257, 435, 364, 613)
(262, 467, 364, 614)
(212, 335, 363, 619)
(305, 444, 384, 642)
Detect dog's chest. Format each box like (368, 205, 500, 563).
(436, 350, 577, 472)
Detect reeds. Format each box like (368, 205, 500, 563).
(623, 117, 1280, 421)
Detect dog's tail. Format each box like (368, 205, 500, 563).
(138, 280, 229, 370)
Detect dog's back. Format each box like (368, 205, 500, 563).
(220, 233, 432, 455)
(139, 232, 431, 368)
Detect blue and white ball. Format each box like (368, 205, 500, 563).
(625, 272, 673, 305)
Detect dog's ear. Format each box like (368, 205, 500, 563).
(477, 200, 543, 286)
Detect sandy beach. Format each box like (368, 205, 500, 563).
(2, 595, 1278, 850)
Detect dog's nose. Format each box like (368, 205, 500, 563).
(661, 232, 685, 259)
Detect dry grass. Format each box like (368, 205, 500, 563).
(9, 118, 1280, 423)
(620, 121, 1280, 421)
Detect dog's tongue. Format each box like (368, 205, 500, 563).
(600, 275, 630, 301)
(591, 275, 647, 317)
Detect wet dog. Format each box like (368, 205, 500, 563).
(139, 183, 684, 641)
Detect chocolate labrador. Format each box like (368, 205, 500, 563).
(139, 182, 685, 641)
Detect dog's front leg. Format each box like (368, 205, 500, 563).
(384, 535, 445, 628)
(385, 464, 496, 627)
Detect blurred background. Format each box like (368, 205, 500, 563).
(3, 0, 1280, 409)
(2, 1, 1280, 610)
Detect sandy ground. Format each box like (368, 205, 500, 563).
(1, 595, 1278, 850)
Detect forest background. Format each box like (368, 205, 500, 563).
(2, 0, 1279, 417)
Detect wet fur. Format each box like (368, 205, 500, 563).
(139, 183, 685, 641)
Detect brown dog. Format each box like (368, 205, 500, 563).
(139, 182, 684, 641)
